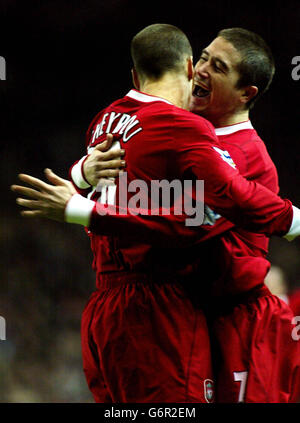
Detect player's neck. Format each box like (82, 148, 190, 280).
(209, 109, 250, 128)
(139, 75, 192, 110)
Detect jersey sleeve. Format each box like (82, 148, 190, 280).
(65, 111, 294, 244)
(65, 181, 294, 246)
(171, 115, 293, 236)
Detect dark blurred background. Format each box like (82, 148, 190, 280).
(0, 0, 299, 402)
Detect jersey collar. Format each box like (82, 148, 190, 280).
(215, 120, 253, 136)
(126, 89, 173, 105)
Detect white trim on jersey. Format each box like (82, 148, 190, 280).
(126, 89, 173, 105)
(215, 121, 254, 136)
(65, 193, 95, 226)
(71, 155, 91, 189)
(284, 205, 300, 241)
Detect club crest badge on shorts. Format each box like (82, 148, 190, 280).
(204, 379, 214, 403)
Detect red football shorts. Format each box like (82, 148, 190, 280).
(209, 289, 300, 403)
(81, 273, 214, 403)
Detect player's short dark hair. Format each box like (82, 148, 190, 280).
(131, 24, 193, 81)
(218, 28, 275, 109)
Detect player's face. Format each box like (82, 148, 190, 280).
(189, 37, 245, 126)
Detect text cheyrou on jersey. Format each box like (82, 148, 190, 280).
(90, 112, 143, 146)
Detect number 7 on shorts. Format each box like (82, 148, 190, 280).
(233, 371, 248, 402)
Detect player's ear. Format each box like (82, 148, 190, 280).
(131, 68, 140, 90)
(187, 56, 194, 81)
(240, 85, 258, 106)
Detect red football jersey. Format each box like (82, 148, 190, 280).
(70, 90, 292, 286)
(193, 121, 280, 297)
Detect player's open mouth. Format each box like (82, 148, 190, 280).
(193, 84, 210, 98)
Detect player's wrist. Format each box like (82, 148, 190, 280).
(81, 155, 93, 186)
(71, 155, 91, 189)
(64, 193, 95, 226)
(284, 205, 300, 241)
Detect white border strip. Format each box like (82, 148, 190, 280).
(65, 194, 95, 226)
(215, 121, 253, 136)
(126, 89, 172, 105)
(284, 205, 300, 241)
(71, 156, 91, 189)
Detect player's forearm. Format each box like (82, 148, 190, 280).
(205, 174, 294, 237)
(185, 143, 296, 238)
(65, 144, 299, 243)
(64, 190, 300, 245)
(65, 194, 200, 247)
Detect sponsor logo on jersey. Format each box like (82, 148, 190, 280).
(212, 146, 236, 169)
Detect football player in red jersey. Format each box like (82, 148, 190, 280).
(188, 28, 300, 403)
(11, 24, 300, 402)
(71, 28, 300, 403)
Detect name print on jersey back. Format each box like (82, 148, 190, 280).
(90, 112, 143, 146)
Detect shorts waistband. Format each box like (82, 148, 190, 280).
(205, 284, 272, 316)
(96, 271, 183, 290)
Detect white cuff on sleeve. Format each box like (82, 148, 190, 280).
(65, 194, 95, 226)
(71, 156, 91, 189)
(284, 206, 300, 241)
